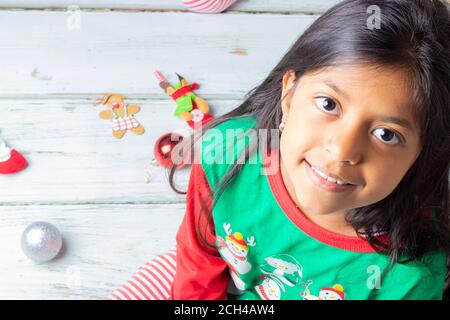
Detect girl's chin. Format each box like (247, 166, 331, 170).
(293, 181, 350, 215)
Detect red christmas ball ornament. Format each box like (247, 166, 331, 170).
(153, 132, 186, 169)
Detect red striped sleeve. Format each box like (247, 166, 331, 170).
(107, 247, 177, 300)
(169, 161, 230, 300)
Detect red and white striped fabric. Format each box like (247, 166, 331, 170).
(108, 247, 177, 300)
(182, 0, 239, 13)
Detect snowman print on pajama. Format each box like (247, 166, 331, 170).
(216, 223, 256, 294)
(254, 254, 304, 300)
(300, 280, 346, 300)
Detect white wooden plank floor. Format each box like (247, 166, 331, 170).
(0, 0, 329, 299)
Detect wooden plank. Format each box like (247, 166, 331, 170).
(0, 0, 341, 13)
(0, 10, 318, 98)
(0, 203, 183, 299)
(0, 99, 242, 205)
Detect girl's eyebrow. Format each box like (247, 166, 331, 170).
(323, 80, 350, 101)
(322, 80, 414, 132)
(373, 115, 414, 132)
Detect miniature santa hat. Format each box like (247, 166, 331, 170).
(0, 139, 28, 174)
(226, 232, 248, 251)
(182, 0, 239, 13)
(321, 284, 345, 300)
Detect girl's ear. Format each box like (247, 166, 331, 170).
(281, 70, 296, 121)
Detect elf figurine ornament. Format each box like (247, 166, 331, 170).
(0, 139, 27, 174)
(151, 71, 215, 168)
(154, 71, 213, 129)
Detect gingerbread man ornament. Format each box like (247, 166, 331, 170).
(95, 93, 145, 139)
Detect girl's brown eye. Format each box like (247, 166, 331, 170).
(373, 127, 401, 145)
(314, 97, 339, 115)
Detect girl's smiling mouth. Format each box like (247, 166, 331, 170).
(304, 160, 358, 193)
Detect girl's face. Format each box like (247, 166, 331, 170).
(279, 64, 421, 230)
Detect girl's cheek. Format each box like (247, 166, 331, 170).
(303, 102, 329, 125)
(291, 110, 319, 148)
(282, 124, 311, 164)
(372, 159, 411, 192)
(282, 101, 321, 160)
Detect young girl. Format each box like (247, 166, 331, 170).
(109, 0, 449, 300)
(167, 0, 450, 300)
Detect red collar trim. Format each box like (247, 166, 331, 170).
(262, 149, 377, 253)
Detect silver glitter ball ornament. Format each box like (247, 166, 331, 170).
(21, 221, 63, 263)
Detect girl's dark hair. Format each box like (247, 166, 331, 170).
(169, 0, 450, 269)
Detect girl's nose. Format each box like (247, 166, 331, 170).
(324, 123, 364, 165)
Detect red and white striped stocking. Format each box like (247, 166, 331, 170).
(107, 247, 177, 300)
(0, 139, 27, 174)
(182, 0, 239, 13)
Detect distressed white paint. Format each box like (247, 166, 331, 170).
(0, 10, 318, 98)
(0, 204, 184, 299)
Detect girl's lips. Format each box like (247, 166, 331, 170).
(304, 160, 357, 193)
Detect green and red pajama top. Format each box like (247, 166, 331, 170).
(170, 116, 447, 300)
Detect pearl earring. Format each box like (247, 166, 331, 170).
(279, 121, 285, 132)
